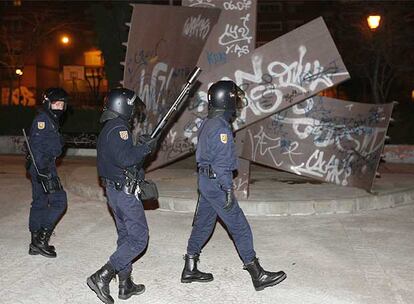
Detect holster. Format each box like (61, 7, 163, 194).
(198, 165, 217, 179)
(138, 179, 159, 201)
(42, 176, 63, 194)
(123, 168, 159, 201)
(123, 179, 139, 195)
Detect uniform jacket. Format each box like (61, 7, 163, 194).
(97, 116, 150, 183)
(196, 115, 238, 191)
(29, 110, 63, 172)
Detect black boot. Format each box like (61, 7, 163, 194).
(29, 230, 57, 258)
(118, 271, 145, 300)
(244, 257, 286, 291)
(87, 263, 116, 304)
(40, 227, 55, 251)
(181, 254, 214, 283)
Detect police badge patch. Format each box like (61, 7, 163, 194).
(119, 130, 129, 140)
(37, 122, 45, 130)
(220, 133, 228, 144)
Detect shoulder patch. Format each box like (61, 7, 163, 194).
(37, 121, 45, 130)
(220, 133, 228, 144)
(119, 130, 129, 140)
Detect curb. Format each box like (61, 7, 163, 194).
(156, 191, 414, 216)
(63, 169, 414, 216)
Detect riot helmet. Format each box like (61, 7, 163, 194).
(42, 87, 69, 119)
(207, 80, 245, 120)
(100, 88, 145, 123)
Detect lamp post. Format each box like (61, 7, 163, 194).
(15, 68, 23, 105)
(366, 15, 382, 103)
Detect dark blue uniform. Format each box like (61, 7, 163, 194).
(28, 110, 67, 232)
(97, 116, 151, 276)
(187, 115, 256, 264)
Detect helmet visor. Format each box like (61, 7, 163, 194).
(131, 95, 147, 123)
(234, 85, 247, 109)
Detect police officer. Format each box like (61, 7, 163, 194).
(87, 88, 157, 304)
(27, 87, 69, 258)
(181, 80, 287, 291)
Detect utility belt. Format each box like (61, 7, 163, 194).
(102, 178, 138, 195)
(198, 165, 217, 179)
(102, 174, 159, 202)
(28, 161, 62, 194)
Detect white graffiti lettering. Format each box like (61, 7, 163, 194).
(167, 130, 177, 144)
(184, 117, 203, 145)
(183, 15, 210, 40)
(138, 62, 175, 113)
(218, 13, 252, 57)
(247, 125, 303, 167)
(193, 46, 349, 132)
(272, 99, 388, 155)
(223, 0, 252, 10)
(247, 126, 283, 167)
(290, 149, 352, 186)
(231, 46, 349, 128)
(233, 177, 249, 191)
(187, 0, 215, 7)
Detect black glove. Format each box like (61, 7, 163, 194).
(224, 189, 236, 211)
(25, 154, 32, 170)
(138, 134, 158, 152)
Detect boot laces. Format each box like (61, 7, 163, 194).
(183, 254, 201, 262)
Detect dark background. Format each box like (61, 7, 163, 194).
(1, 0, 413, 144)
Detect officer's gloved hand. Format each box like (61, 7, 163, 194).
(25, 154, 32, 170)
(138, 134, 158, 152)
(223, 188, 236, 211)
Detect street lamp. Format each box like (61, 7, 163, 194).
(15, 68, 23, 105)
(367, 15, 381, 30)
(61, 35, 70, 45)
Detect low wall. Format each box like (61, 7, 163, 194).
(0, 136, 96, 157)
(383, 145, 414, 163)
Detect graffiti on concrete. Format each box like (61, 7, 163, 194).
(123, 4, 220, 143)
(218, 13, 252, 57)
(63, 133, 97, 148)
(242, 96, 394, 190)
(183, 14, 211, 40)
(1, 87, 36, 106)
(148, 17, 350, 170)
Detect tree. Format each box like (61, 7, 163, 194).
(328, 1, 414, 104)
(0, 3, 80, 105)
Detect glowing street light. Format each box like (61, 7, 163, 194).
(367, 15, 381, 30)
(15, 68, 23, 104)
(61, 35, 70, 45)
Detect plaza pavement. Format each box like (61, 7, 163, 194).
(0, 155, 413, 304)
